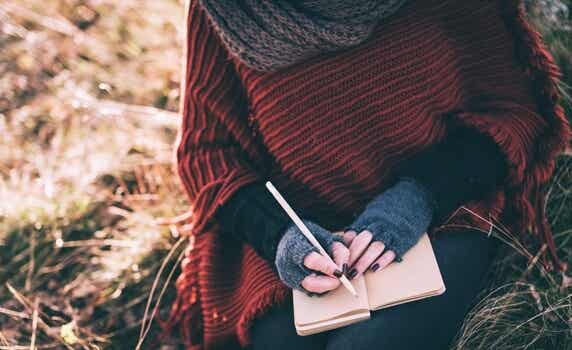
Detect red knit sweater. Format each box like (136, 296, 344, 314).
(166, 0, 571, 349)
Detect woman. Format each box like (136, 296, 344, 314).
(166, 0, 571, 349)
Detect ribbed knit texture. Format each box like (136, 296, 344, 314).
(165, 1, 571, 349)
(213, 124, 509, 267)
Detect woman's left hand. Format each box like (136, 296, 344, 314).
(340, 177, 436, 280)
(342, 229, 396, 279)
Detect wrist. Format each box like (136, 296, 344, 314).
(345, 178, 434, 260)
(395, 176, 436, 211)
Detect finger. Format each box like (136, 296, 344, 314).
(303, 251, 343, 277)
(343, 230, 357, 246)
(349, 241, 385, 279)
(348, 230, 373, 267)
(330, 241, 350, 273)
(301, 273, 341, 293)
(370, 250, 396, 272)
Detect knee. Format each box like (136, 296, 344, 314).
(326, 320, 459, 350)
(249, 301, 327, 350)
(249, 312, 293, 349)
(327, 230, 498, 350)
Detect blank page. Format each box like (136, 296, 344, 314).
(365, 233, 445, 310)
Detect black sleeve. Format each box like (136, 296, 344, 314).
(394, 124, 509, 226)
(216, 125, 509, 264)
(214, 181, 293, 263)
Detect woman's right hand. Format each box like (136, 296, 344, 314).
(274, 220, 350, 296)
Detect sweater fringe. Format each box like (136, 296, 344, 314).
(160, 237, 204, 349)
(236, 283, 290, 347)
(434, 0, 570, 273)
(497, 0, 571, 272)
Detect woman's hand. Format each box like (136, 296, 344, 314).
(342, 229, 397, 279)
(275, 220, 350, 296)
(342, 177, 435, 280)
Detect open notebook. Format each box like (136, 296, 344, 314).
(293, 233, 445, 336)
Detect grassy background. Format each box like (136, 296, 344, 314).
(0, 1, 570, 349)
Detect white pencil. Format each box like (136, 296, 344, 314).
(265, 181, 358, 297)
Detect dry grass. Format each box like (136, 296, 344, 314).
(0, 1, 571, 349)
(1, 0, 187, 348)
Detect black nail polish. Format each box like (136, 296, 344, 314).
(333, 269, 343, 278)
(342, 263, 348, 274)
(370, 263, 380, 272)
(348, 268, 357, 279)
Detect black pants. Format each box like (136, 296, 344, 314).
(248, 229, 501, 350)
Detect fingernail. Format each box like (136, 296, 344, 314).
(342, 263, 348, 274)
(370, 263, 380, 272)
(348, 268, 357, 279)
(333, 269, 343, 278)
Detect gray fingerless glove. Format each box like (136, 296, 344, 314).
(345, 177, 435, 262)
(275, 219, 345, 295)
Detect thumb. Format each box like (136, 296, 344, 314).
(303, 251, 343, 278)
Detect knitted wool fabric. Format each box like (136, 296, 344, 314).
(197, 0, 408, 71)
(165, 0, 571, 349)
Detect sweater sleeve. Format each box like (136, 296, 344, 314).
(214, 181, 294, 262)
(176, 2, 270, 236)
(395, 124, 509, 226)
(216, 124, 509, 264)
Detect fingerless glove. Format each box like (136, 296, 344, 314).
(275, 219, 345, 293)
(344, 177, 434, 261)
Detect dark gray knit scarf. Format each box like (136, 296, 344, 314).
(198, 0, 409, 72)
